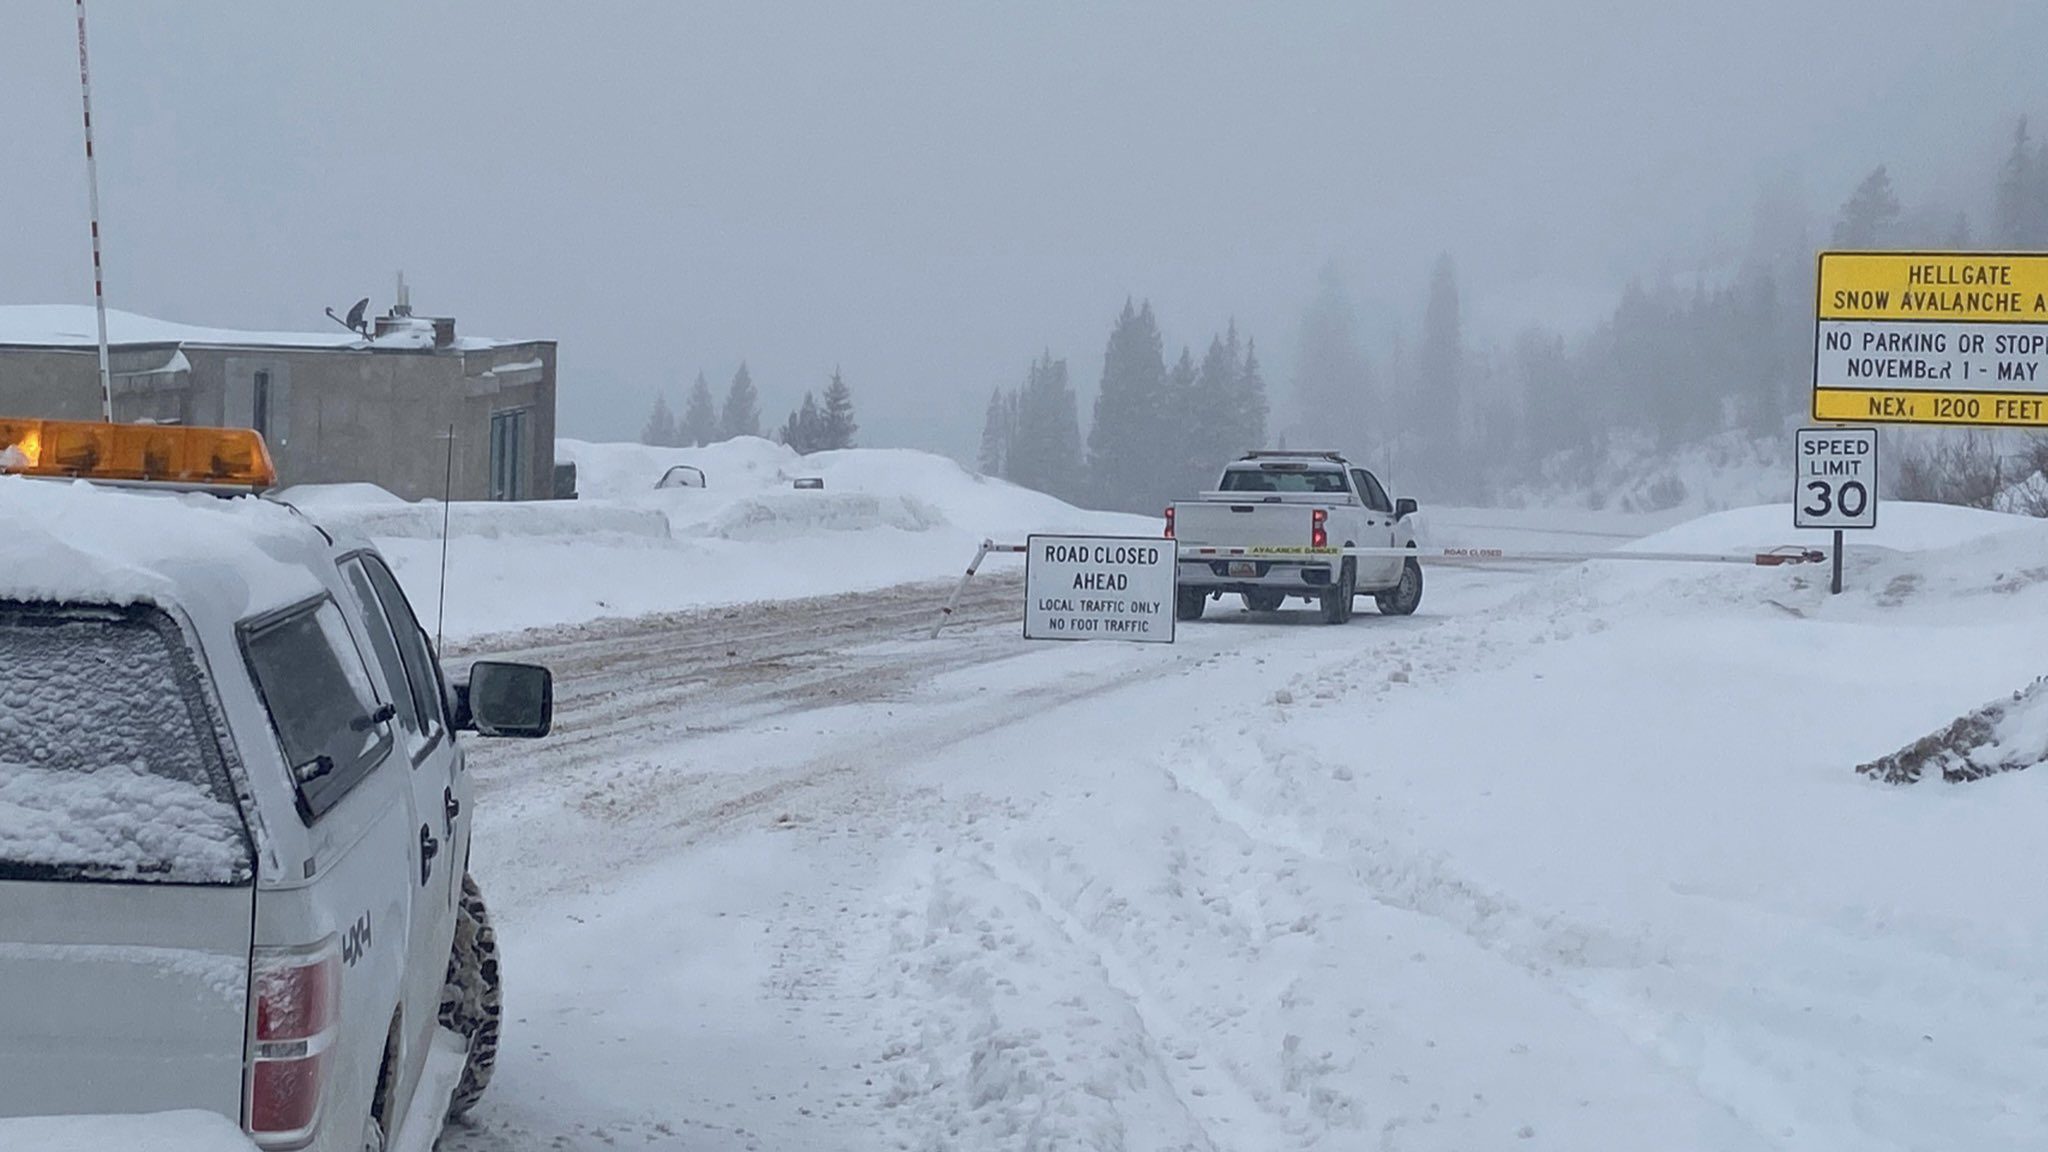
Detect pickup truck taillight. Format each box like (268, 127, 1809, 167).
(1312, 508, 1328, 549)
(1163, 506, 1175, 540)
(247, 937, 340, 1149)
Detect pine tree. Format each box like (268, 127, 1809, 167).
(1415, 254, 1465, 492)
(1087, 299, 1167, 512)
(680, 372, 719, 447)
(819, 367, 858, 450)
(1236, 336, 1269, 454)
(640, 392, 679, 447)
(1008, 352, 1082, 502)
(1832, 166, 1901, 249)
(719, 363, 761, 441)
(1995, 119, 2035, 247)
(1292, 262, 1370, 452)
(1162, 346, 1201, 500)
(1191, 326, 1245, 475)
(978, 387, 1010, 477)
(779, 392, 824, 454)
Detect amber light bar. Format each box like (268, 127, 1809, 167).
(0, 417, 277, 490)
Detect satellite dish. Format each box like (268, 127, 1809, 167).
(325, 296, 374, 336)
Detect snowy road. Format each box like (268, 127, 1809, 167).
(438, 509, 2048, 1152)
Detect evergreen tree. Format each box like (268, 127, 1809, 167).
(1995, 119, 2035, 247)
(640, 392, 678, 447)
(1291, 262, 1371, 452)
(680, 372, 719, 447)
(1189, 326, 1245, 485)
(819, 367, 858, 450)
(1415, 254, 1465, 490)
(977, 387, 1010, 477)
(1236, 336, 1270, 454)
(1832, 166, 1901, 249)
(719, 363, 761, 441)
(1087, 299, 1167, 512)
(1162, 346, 1202, 499)
(1008, 352, 1082, 503)
(779, 392, 824, 454)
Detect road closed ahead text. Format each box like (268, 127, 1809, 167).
(1025, 535, 1177, 643)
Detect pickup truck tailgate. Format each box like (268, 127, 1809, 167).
(0, 880, 254, 1119)
(1172, 500, 1319, 549)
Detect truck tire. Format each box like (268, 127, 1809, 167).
(1175, 586, 1207, 621)
(1376, 555, 1424, 616)
(1241, 590, 1285, 613)
(1320, 561, 1356, 625)
(440, 873, 501, 1121)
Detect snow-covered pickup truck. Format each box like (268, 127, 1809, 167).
(1166, 450, 1422, 624)
(0, 419, 553, 1152)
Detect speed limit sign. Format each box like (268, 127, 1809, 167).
(1795, 427, 1877, 530)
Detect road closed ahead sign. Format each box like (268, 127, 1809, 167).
(1815, 252, 2048, 426)
(1024, 535, 1176, 643)
(1795, 427, 1877, 530)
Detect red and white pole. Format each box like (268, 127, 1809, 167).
(76, 0, 113, 421)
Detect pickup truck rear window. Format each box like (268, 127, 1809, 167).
(0, 603, 252, 885)
(242, 598, 393, 822)
(1219, 468, 1350, 494)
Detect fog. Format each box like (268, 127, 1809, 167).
(4, 1, 2045, 459)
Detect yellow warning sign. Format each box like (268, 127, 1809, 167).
(1815, 251, 2048, 426)
(1814, 389, 2048, 426)
(1819, 253, 2048, 322)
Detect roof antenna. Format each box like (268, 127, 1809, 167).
(434, 423, 454, 653)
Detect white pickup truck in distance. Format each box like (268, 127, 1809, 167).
(1167, 451, 1422, 624)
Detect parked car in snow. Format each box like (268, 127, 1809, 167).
(656, 463, 707, 489)
(0, 418, 554, 1152)
(1167, 450, 1422, 624)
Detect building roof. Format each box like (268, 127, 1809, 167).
(0, 305, 533, 354)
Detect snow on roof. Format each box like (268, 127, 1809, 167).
(0, 476, 332, 627)
(0, 304, 533, 353)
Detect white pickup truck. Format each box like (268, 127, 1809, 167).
(1167, 451, 1423, 624)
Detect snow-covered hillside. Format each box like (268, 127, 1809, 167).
(283, 438, 1153, 640)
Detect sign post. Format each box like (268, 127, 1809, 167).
(1794, 427, 1877, 594)
(1813, 251, 2048, 427)
(1023, 535, 1176, 643)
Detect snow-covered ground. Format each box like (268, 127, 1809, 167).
(283, 438, 1152, 641)
(392, 452, 2048, 1152)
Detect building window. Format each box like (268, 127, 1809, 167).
(490, 408, 527, 501)
(251, 370, 272, 438)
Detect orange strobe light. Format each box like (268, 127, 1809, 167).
(0, 418, 277, 489)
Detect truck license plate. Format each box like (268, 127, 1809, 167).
(1228, 561, 1258, 578)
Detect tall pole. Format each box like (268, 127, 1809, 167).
(76, 0, 113, 422)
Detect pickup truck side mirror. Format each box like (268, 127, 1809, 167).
(455, 661, 554, 738)
(1395, 497, 1418, 520)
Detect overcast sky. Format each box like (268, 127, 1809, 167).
(5, 2, 2046, 454)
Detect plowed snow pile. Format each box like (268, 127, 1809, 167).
(282, 437, 1151, 638)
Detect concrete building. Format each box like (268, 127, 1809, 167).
(0, 304, 559, 501)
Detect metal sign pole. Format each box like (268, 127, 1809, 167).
(75, 0, 113, 422)
(1832, 529, 1844, 595)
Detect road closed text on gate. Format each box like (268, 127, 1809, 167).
(1024, 535, 1176, 643)
(1814, 252, 2048, 426)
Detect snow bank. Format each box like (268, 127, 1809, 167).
(310, 439, 1155, 640)
(0, 1111, 256, 1152)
